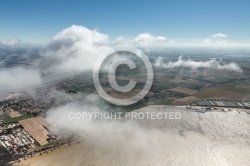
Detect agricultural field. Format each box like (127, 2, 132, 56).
(154, 80, 178, 89)
(194, 87, 226, 99)
(211, 76, 234, 84)
(215, 80, 250, 94)
(0, 113, 34, 124)
(150, 98, 174, 105)
(19, 117, 50, 146)
(170, 86, 198, 95)
(8, 111, 22, 118)
(103, 88, 142, 99)
(210, 91, 247, 100)
(173, 96, 200, 105)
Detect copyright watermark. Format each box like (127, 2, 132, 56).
(68, 111, 182, 120)
(93, 46, 153, 106)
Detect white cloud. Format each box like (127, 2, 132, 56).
(0, 39, 24, 47)
(113, 36, 130, 45)
(45, 99, 152, 146)
(154, 56, 243, 73)
(0, 67, 42, 91)
(0, 38, 39, 47)
(133, 33, 167, 46)
(2, 28, 250, 49)
(113, 32, 249, 48)
(113, 33, 169, 48)
(204, 33, 228, 45)
(211, 33, 228, 38)
(41, 25, 112, 74)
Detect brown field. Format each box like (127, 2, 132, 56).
(210, 91, 248, 100)
(243, 95, 250, 100)
(9, 111, 22, 118)
(194, 87, 226, 99)
(170, 86, 198, 95)
(174, 96, 200, 105)
(19, 117, 50, 146)
(237, 84, 250, 89)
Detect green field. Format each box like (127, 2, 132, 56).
(167, 90, 190, 98)
(120, 101, 147, 112)
(179, 82, 203, 90)
(152, 98, 174, 105)
(155, 81, 178, 89)
(211, 76, 233, 84)
(215, 80, 250, 94)
(0, 113, 34, 124)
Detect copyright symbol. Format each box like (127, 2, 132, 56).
(92, 46, 154, 106)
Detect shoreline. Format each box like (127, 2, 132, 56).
(8, 105, 250, 166)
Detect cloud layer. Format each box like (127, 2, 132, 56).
(0, 25, 247, 92)
(0, 67, 42, 91)
(154, 56, 243, 73)
(0, 38, 28, 47)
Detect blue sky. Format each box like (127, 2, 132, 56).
(0, 0, 249, 43)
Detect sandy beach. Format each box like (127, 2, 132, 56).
(10, 105, 250, 166)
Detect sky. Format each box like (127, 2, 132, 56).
(0, 0, 250, 45)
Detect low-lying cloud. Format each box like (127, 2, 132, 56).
(204, 33, 228, 45)
(154, 56, 243, 73)
(45, 97, 152, 148)
(0, 67, 42, 91)
(0, 38, 27, 47)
